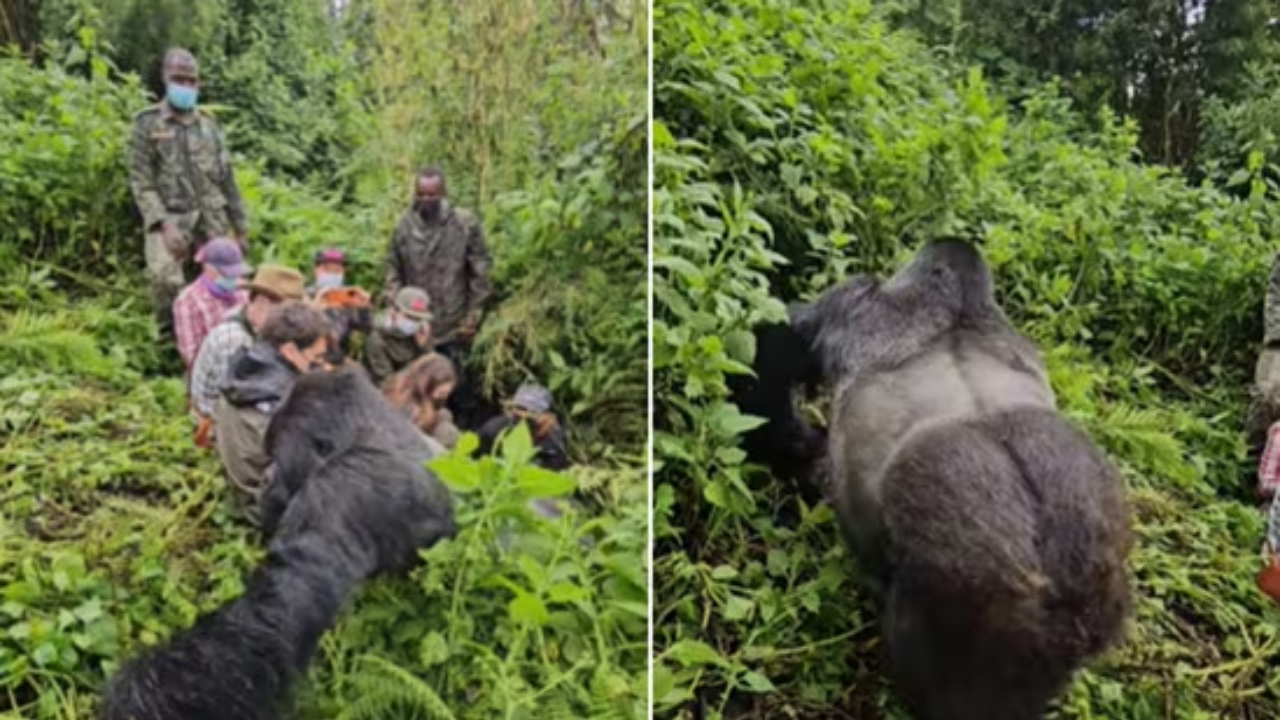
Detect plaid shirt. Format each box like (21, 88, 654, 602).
(1268, 490, 1280, 555)
(173, 279, 248, 368)
(1259, 422, 1280, 498)
(189, 314, 254, 416)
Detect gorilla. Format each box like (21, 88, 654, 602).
(257, 367, 455, 549)
(100, 369, 457, 720)
(725, 304, 828, 505)
(791, 238, 1134, 720)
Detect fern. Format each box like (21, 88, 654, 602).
(0, 308, 123, 380)
(336, 654, 459, 720)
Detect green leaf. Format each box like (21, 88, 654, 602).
(741, 670, 777, 694)
(664, 639, 725, 668)
(710, 564, 739, 580)
(722, 594, 753, 621)
(508, 591, 551, 627)
(516, 465, 577, 498)
(418, 631, 451, 667)
(723, 329, 756, 364)
(706, 401, 767, 438)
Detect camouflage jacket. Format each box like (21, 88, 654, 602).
(127, 103, 248, 240)
(363, 324, 430, 387)
(1267, 253, 1280, 346)
(383, 201, 493, 342)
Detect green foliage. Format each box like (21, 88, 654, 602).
(0, 50, 143, 277)
(1199, 62, 1280, 186)
(475, 114, 650, 459)
(302, 427, 649, 720)
(883, 0, 1269, 169)
(654, 0, 1280, 717)
(344, 0, 647, 218)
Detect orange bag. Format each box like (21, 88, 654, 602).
(315, 286, 371, 310)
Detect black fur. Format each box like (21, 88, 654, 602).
(726, 305, 828, 503)
(100, 369, 457, 720)
(258, 368, 452, 544)
(793, 238, 1134, 720)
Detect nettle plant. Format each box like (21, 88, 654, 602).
(307, 425, 649, 720)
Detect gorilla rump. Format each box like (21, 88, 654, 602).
(793, 238, 1134, 720)
(100, 369, 457, 720)
(724, 304, 827, 503)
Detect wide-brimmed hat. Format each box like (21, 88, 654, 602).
(512, 384, 553, 415)
(393, 286, 433, 321)
(195, 237, 250, 277)
(241, 264, 305, 301)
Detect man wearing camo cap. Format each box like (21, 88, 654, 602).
(363, 286, 435, 386)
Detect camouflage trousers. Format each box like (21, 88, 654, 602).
(213, 396, 273, 528)
(143, 211, 232, 339)
(144, 229, 190, 341)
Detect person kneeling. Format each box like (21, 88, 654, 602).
(214, 301, 331, 527)
(383, 353, 460, 453)
(475, 383, 570, 471)
(363, 286, 434, 386)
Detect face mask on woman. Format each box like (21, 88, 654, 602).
(315, 273, 344, 291)
(395, 317, 419, 337)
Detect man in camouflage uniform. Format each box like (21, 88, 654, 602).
(127, 48, 249, 346)
(383, 167, 493, 427)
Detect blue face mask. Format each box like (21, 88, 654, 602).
(395, 318, 419, 337)
(213, 276, 239, 293)
(315, 273, 344, 291)
(166, 83, 198, 111)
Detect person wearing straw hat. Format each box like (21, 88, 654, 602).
(363, 286, 435, 387)
(188, 264, 306, 448)
(214, 301, 332, 526)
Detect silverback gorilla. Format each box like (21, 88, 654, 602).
(791, 239, 1134, 720)
(100, 369, 457, 720)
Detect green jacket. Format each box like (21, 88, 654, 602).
(383, 201, 493, 342)
(127, 102, 248, 241)
(363, 325, 430, 387)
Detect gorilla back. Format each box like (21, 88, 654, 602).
(260, 367, 456, 559)
(794, 238, 1133, 720)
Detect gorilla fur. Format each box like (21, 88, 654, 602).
(257, 367, 455, 548)
(792, 238, 1134, 720)
(100, 369, 457, 720)
(725, 305, 828, 503)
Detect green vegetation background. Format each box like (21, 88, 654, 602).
(0, 0, 649, 718)
(653, 0, 1280, 718)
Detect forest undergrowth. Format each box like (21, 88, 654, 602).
(0, 1, 648, 718)
(653, 1, 1280, 719)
